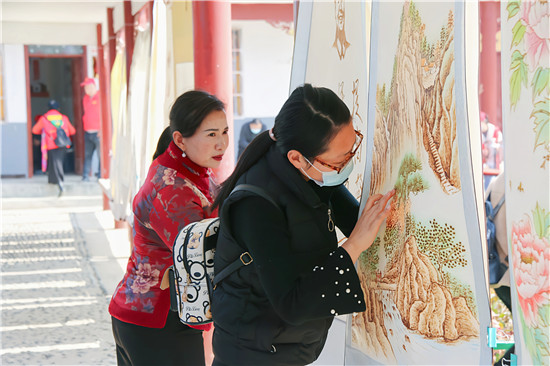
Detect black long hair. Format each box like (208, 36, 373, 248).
(152, 126, 172, 161)
(170, 90, 225, 138)
(213, 84, 351, 209)
(152, 90, 225, 159)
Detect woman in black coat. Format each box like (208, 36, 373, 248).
(211, 84, 394, 365)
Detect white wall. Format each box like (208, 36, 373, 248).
(1, 44, 29, 176)
(2, 22, 97, 46)
(234, 20, 294, 118)
(3, 44, 27, 124)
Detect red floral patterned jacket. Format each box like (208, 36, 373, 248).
(109, 142, 217, 329)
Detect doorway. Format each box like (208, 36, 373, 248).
(27, 53, 85, 177)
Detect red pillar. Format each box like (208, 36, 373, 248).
(124, 0, 134, 83)
(107, 8, 116, 70)
(193, 1, 234, 182)
(479, 1, 500, 128)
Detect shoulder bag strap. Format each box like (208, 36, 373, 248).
(213, 184, 282, 287)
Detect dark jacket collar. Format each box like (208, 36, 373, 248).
(266, 145, 330, 208)
(157, 141, 211, 196)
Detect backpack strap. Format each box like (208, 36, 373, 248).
(213, 251, 254, 288)
(213, 184, 282, 287)
(486, 192, 505, 221)
(492, 196, 505, 216)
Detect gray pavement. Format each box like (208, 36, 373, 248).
(1, 175, 346, 366)
(1, 175, 131, 365)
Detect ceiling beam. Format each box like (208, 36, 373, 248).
(2, 22, 98, 45)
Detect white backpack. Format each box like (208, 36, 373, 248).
(171, 218, 219, 325)
(169, 184, 281, 326)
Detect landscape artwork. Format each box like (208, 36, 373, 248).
(501, 1, 550, 365)
(346, 2, 491, 364)
(290, 0, 370, 203)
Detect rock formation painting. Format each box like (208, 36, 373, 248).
(501, 1, 550, 364)
(351, 2, 485, 364)
(369, 1, 460, 196)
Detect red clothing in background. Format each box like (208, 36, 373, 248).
(82, 93, 100, 132)
(109, 142, 217, 329)
(31, 109, 76, 150)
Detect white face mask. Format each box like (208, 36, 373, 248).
(250, 127, 261, 134)
(300, 157, 354, 187)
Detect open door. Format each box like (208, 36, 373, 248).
(26, 48, 86, 177)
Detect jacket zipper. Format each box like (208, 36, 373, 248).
(327, 208, 335, 232)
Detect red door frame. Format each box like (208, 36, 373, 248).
(24, 47, 87, 178)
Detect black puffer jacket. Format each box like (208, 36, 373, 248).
(212, 145, 366, 366)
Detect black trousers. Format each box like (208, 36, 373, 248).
(47, 147, 66, 187)
(111, 311, 205, 366)
(83, 131, 100, 178)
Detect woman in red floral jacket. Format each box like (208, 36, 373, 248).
(109, 91, 228, 366)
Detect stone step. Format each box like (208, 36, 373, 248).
(1, 174, 102, 199)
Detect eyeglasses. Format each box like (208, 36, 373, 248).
(314, 129, 363, 173)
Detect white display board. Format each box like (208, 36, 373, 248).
(501, 1, 550, 365)
(290, 0, 370, 204)
(291, 1, 490, 364)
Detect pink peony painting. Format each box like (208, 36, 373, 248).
(520, 1, 550, 71)
(511, 214, 550, 326)
(508, 204, 550, 365)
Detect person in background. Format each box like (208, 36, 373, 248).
(481, 111, 503, 170)
(485, 172, 514, 366)
(486, 173, 510, 308)
(109, 90, 228, 366)
(238, 118, 267, 158)
(32, 100, 76, 196)
(81, 77, 101, 181)
(211, 84, 394, 365)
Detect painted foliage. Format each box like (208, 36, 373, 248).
(291, 0, 369, 203)
(348, 2, 489, 364)
(501, 1, 550, 365)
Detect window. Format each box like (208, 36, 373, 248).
(232, 29, 243, 116)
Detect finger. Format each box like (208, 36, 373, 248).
(373, 206, 392, 228)
(378, 189, 395, 210)
(365, 194, 383, 210)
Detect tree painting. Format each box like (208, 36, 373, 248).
(412, 218, 468, 285)
(394, 153, 429, 204)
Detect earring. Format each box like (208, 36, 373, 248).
(181, 151, 186, 158)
